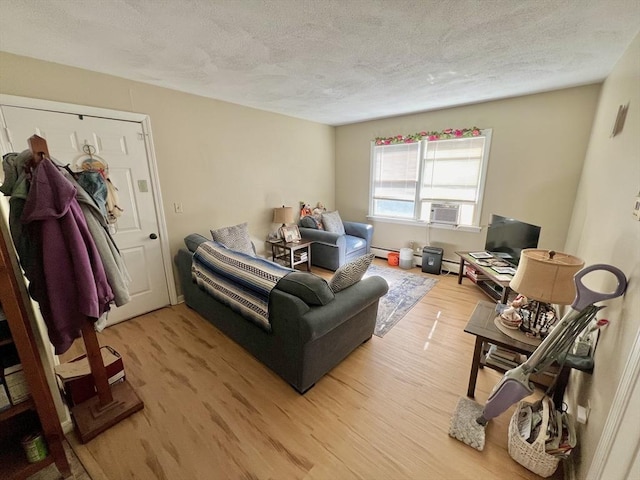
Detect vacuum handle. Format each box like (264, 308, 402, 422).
(572, 264, 627, 311)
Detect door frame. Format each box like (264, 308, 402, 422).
(0, 94, 178, 306)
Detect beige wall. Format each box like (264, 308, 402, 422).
(564, 33, 640, 479)
(335, 86, 601, 263)
(0, 52, 335, 293)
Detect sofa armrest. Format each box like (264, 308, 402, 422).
(343, 222, 373, 244)
(298, 275, 388, 341)
(298, 227, 346, 248)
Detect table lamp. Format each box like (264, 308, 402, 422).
(273, 206, 294, 227)
(509, 249, 584, 338)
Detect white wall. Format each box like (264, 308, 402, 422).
(0, 52, 336, 294)
(564, 32, 640, 480)
(335, 86, 601, 263)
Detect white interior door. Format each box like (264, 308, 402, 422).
(0, 105, 170, 326)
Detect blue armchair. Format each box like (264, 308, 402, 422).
(298, 219, 373, 271)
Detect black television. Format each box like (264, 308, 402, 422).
(484, 214, 541, 266)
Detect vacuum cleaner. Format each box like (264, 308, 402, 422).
(449, 264, 627, 451)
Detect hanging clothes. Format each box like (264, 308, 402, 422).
(1, 151, 43, 303)
(63, 168, 131, 307)
(17, 156, 114, 354)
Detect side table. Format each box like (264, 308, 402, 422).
(464, 301, 539, 398)
(268, 239, 313, 271)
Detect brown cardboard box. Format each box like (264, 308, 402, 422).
(55, 346, 125, 406)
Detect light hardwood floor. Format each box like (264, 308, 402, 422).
(65, 260, 562, 479)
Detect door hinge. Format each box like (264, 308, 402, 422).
(137, 132, 146, 141)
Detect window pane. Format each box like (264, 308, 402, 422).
(372, 143, 419, 215)
(421, 137, 485, 203)
(374, 199, 415, 218)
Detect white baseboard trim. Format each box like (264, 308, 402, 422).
(370, 247, 460, 274)
(61, 418, 74, 434)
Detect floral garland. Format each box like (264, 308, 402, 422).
(374, 127, 481, 145)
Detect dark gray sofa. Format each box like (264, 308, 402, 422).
(175, 234, 388, 393)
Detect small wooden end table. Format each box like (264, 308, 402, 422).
(268, 238, 313, 271)
(464, 300, 539, 398)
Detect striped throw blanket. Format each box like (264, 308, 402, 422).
(192, 241, 292, 331)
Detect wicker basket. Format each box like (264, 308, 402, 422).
(508, 398, 560, 478)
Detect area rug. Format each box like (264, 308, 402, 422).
(364, 264, 438, 337)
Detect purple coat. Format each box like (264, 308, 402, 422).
(21, 158, 114, 354)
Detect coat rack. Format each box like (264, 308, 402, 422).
(26, 135, 143, 443)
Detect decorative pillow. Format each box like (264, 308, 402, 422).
(275, 272, 334, 306)
(328, 253, 375, 293)
(299, 215, 319, 229)
(210, 222, 254, 256)
(322, 210, 345, 235)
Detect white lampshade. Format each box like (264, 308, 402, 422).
(273, 206, 294, 225)
(509, 249, 584, 305)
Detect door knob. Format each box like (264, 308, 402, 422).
(149, 233, 158, 239)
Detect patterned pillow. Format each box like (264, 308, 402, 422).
(328, 253, 375, 293)
(322, 210, 345, 235)
(210, 222, 254, 256)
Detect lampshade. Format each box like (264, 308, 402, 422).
(509, 249, 584, 305)
(273, 206, 294, 225)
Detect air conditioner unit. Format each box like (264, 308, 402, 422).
(430, 203, 460, 225)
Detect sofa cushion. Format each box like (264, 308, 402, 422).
(322, 211, 345, 235)
(211, 222, 254, 256)
(276, 272, 334, 306)
(300, 215, 319, 229)
(345, 235, 367, 253)
(328, 253, 375, 293)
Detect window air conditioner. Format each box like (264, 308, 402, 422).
(430, 203, 460, 225)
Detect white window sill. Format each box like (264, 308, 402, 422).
(367, 215, 482, 233)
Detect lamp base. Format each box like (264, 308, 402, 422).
(518, 301, 558, 339)
(494, 317, 541, 347)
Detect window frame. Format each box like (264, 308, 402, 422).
(368, 129, 492, 229)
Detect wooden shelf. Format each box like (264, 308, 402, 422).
(0, 214, 71, 478)
(0, 397, 35, 422)
(0, 439, 55, 480)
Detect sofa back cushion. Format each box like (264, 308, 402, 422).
(300, 215, 319, 229)
(275, 272, 334, 306)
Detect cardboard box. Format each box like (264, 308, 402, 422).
(55, 346, 125, 406)
(0, 381, 12, 411)
(3, 363, 31, 404)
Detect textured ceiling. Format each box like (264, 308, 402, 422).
(1, 0, 638, 126)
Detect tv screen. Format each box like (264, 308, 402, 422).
(484, 214, 541, 266)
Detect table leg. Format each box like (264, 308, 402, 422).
(467, 336, 484, 398)
(289, 249, 295, 269)
(500, 286, 511, 304)
(306, 245, 311, 271)
(458, 258, 465, 284)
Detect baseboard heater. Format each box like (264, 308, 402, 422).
(370, 246, 460, 274)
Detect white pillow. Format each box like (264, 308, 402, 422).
(322, 210, 345, 235)
(210, 222, 254, 256)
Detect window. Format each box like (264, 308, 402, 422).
(370, 129, 491, 227)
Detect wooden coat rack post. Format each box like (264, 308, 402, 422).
(27, 135, 143, 443)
